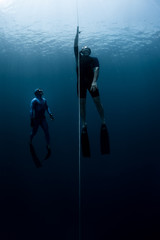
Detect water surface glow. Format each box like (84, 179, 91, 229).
(1, 0, 160, 56)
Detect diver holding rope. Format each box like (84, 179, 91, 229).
(74, 26, 109, 155)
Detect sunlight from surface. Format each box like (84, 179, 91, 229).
(1, 0, 160, 32)
(1, 0, 160, 33)
(0, 0, 11, 6)
(0, 0, 5, 5)
(0, 0, 160, 56)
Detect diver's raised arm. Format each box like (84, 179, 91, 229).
(74, 26, 80, 64)
(74, 26, 79, 48)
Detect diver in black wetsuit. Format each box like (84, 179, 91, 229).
(74, 26, 106, 133)
(30, 88, 54, 149)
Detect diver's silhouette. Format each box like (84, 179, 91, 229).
(74, 27, 110, 156)
(29, 88, 54, 162)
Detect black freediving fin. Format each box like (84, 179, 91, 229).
(100, 124, 110, 155)
(81, 127, 91, 157)
(29, 143, 42, 168)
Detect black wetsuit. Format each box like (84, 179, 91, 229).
(74, 46, 100, 98)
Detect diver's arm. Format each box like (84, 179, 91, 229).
(90, 67, 99, 92)
(93, 67, 99, 83)
(47, 107, 54, 120)
(46, 101, 54, 120)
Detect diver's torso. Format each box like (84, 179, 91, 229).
(32, 97, 47, 119)
(80, 55, 99, 86)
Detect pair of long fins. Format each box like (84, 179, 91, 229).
(29, 144, 51, 168)
(81, 125, 110, 157)
(30, 125, 109, 166)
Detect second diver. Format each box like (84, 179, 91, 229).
(30, 88, 54, 150)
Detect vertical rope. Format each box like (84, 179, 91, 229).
(76, 0, 79, 26)
(76, 1, 81, 240)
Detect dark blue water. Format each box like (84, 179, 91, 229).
(0, 0, 160, 239)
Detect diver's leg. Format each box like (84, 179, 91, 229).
(80, 98, 87, 128)
(92, 96, 106, 124)
(30, 121, 39, 144)
(41, 119, 50, 146)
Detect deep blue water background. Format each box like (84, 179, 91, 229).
(1, 0, 160, 239)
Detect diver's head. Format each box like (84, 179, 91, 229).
(80, 46, 91, 56)
(34, 88, 43, 97)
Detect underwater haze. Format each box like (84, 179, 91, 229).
(0, 0, 160, 239)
